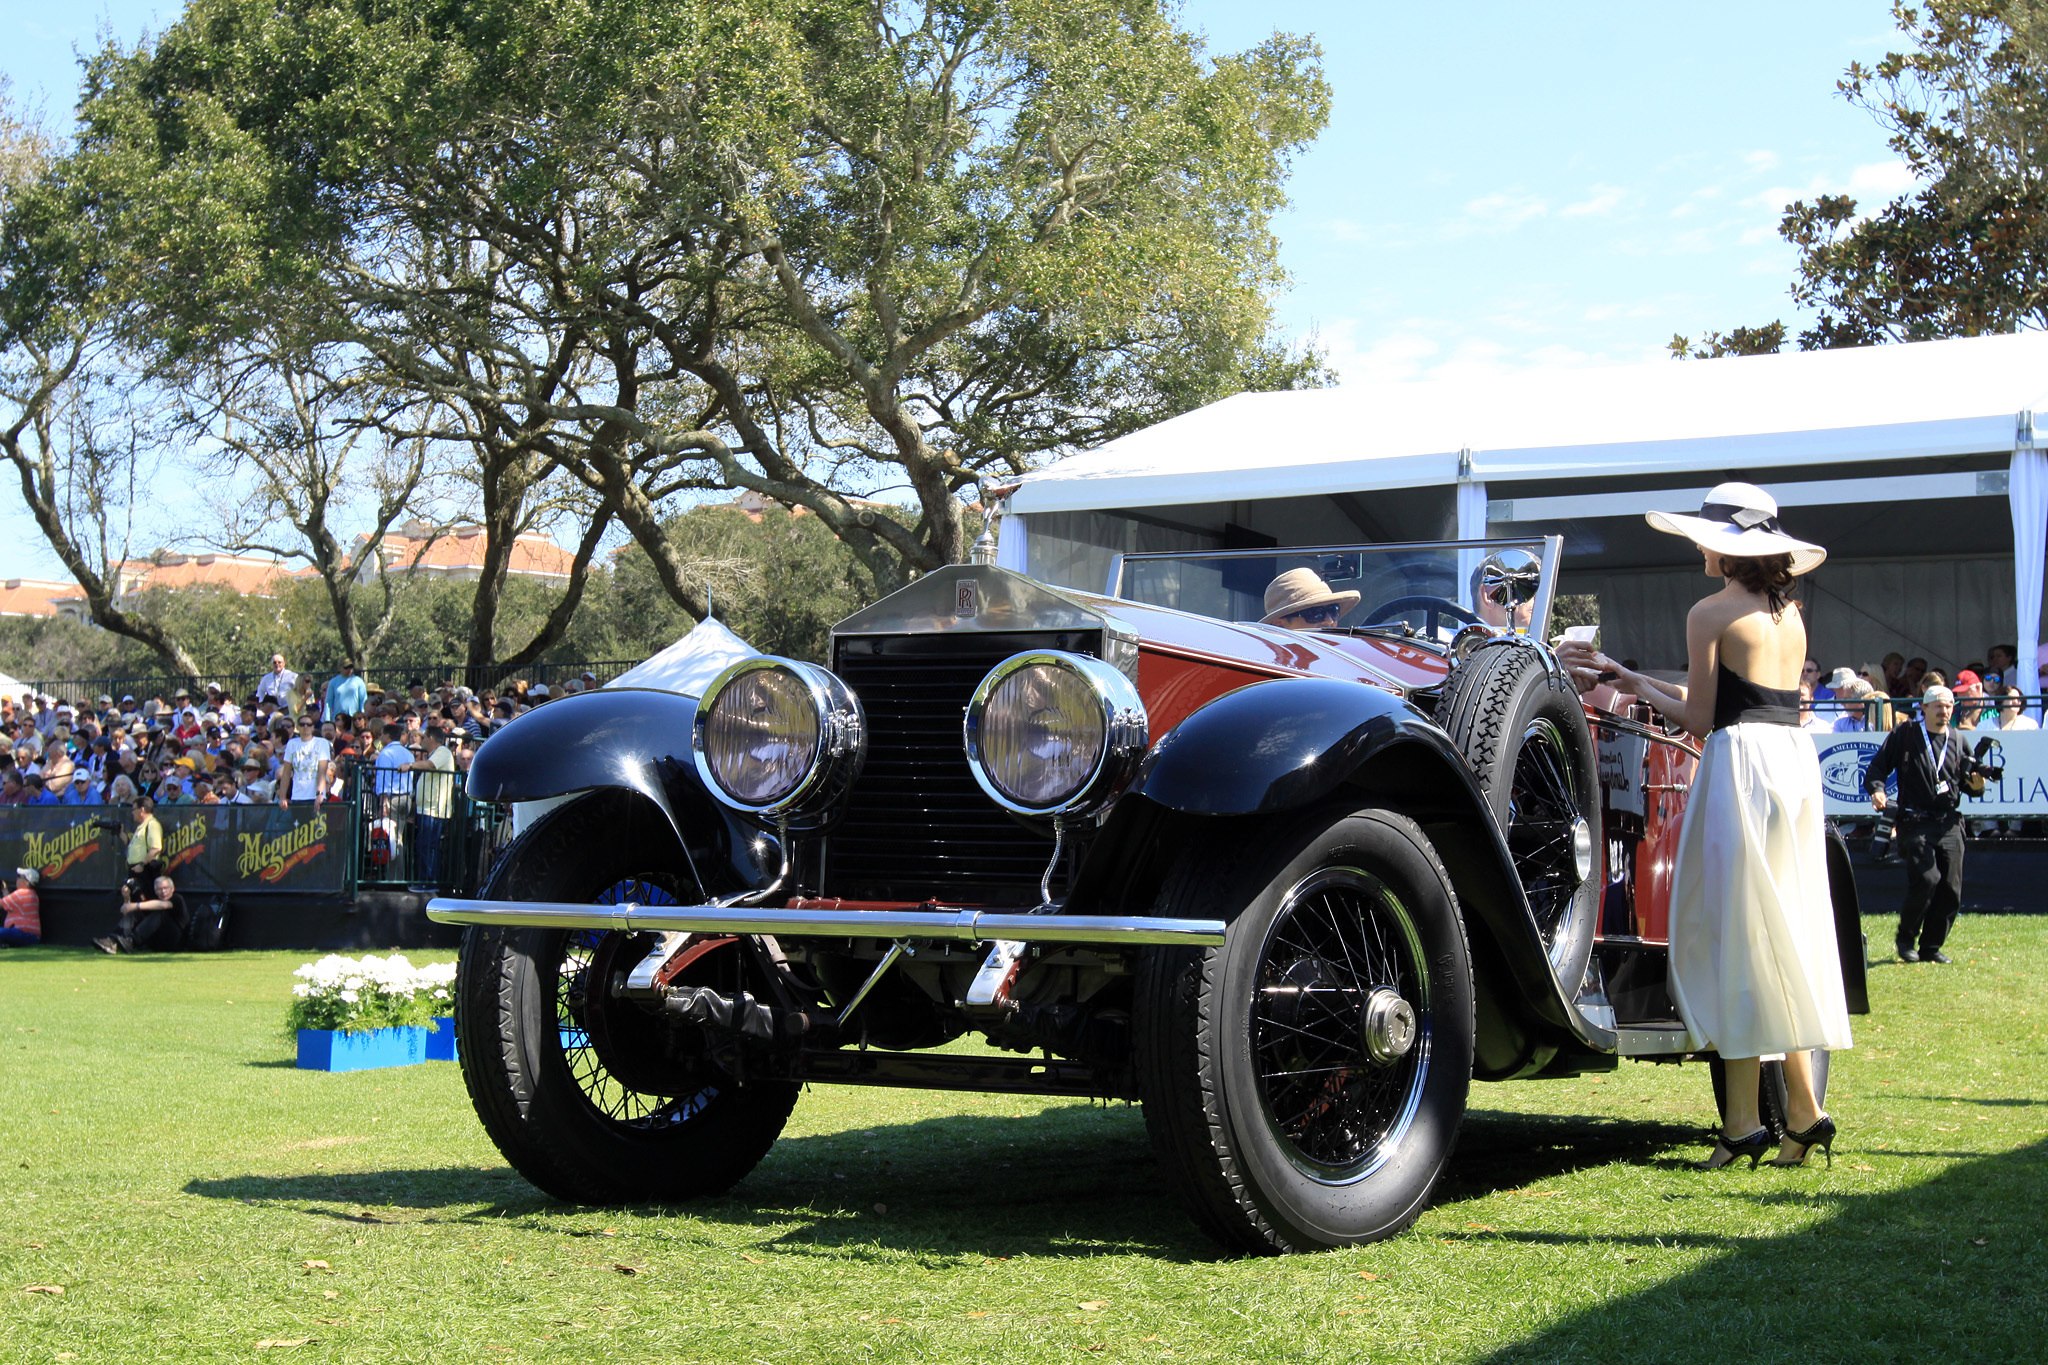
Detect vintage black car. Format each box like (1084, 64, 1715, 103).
(430, 536, 1865, 1254)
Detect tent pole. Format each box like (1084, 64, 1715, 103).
(2012, 409, 2047, 719)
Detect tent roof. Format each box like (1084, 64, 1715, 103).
(1010, 330, 2048, 515)
(605, 617, 758, 697)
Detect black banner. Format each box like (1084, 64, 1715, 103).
(0, 808, 126, 889)
(0, 804, 348, 893)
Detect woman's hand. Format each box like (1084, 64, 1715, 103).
(1554, 639, 1605, 693)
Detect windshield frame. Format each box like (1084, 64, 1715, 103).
(1105, 536, 1566, 641)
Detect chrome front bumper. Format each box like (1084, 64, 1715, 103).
(424, 897, 1227, 947)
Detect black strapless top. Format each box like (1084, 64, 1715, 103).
(1713, 663, 1800, 730)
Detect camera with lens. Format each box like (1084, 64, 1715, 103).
(1960, 736, 2005, 799)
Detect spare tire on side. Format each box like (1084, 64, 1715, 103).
(1435, 640, 1602, 997)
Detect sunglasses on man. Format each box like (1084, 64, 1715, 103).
(1287, 603, 1344, 626)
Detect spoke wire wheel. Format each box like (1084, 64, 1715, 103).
(1136, 805, 1475, 1255)
(453, 789, 798, 1205)
(1506, 717, 1590, 962)
(546, 878, 720, 1131)
(1251, 867, 1430, 1183)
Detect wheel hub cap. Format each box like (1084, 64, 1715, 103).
(1360, 987, 1417, 1065)
(1571, 816, 1595, 884)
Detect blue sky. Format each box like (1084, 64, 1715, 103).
(0, 0, 1910, 577)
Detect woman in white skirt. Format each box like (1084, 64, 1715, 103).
(1599, 483, 1854, 1169)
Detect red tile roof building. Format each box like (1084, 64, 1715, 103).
(355, 522, 575, 585)
(0, 578, 86, 618)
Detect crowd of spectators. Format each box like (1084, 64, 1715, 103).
(1787, 644, 2044, 735)
(0, 656, 601, 813)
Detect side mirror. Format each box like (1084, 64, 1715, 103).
(1473, 549, 1541, 610)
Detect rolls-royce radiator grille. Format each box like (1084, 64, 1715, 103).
(826, 632, 1097, 902)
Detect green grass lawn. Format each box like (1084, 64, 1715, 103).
(2, 917, 2045, 1364)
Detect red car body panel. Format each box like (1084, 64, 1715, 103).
(1068, 592, 1448, 739)
(1083, 587, 1702, 952)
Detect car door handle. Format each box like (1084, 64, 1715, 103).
(1645, 783, 1690, 794)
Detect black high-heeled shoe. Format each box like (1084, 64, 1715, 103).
(1698, 1126, 1774, 1170)
(1771, 1114, 1837, 1168)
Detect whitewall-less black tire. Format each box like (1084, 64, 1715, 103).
(1134, 805, 1475, 1254)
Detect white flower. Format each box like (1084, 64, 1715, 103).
(339, 989, 359, 1003)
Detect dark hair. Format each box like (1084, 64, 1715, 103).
(1717, 552, 1797, 618)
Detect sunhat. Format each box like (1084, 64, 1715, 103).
(1260, 568, 1362, 624)
(1646, 482, 1826, 575)
(1827, 666, 1858, 692)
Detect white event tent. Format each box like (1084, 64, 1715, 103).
(996, 330, 2048, 684)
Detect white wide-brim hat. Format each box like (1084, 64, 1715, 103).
(1261, 567, 1363, 624)
(1646, 481, 1826, 575)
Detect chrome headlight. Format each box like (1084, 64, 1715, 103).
(692, 658, 865, 822)
(963, 651, 1147, 817)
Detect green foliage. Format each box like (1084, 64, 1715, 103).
(1666, 322, 1788, 359)
(1731, 1, 2048, 348)
(585, 504, 888, 664)
(57, 0, 1332, 589)
(0, 613, 152, 684)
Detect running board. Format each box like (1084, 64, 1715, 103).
(1612, 1025, 1693, 1057)
(425, 897, 1226, 947)
(793, 1050, 1125, 1098)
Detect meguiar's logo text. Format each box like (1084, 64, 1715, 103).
(165, 815, 207, 873)
(23, 818, 101, 880)
(237, 812, 329, 883)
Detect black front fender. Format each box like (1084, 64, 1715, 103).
(466, 688, 770, 897)
(467, 687, 700, 804)
(1129, 677, 1437, 816)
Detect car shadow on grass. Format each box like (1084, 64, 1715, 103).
(182, 1107, 1216, 1261)
(1438, 1107, 1708, 1195)
(1472, 1137, 2048, 1364)
(180, 1102, 1725, 1264)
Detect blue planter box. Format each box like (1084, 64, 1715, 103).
(296, 1026, 429, 1072)
(425, 1016, 458, 1062)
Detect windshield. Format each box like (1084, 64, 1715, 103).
(1110, 538, 1562, 643)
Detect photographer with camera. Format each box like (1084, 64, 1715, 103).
(120, 795, 166, 886)
(1864, 684, 1994, 964)
(94, 874, 187, 956)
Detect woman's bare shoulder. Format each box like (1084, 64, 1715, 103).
(1685, 591, 1746, 629)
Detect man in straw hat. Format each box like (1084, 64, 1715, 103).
(1260, 568, 1361, 631)
(1863, 684, 1970, 964)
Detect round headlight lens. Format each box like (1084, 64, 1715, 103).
(977, 663, 1107, 807)
(964, 651, 1146, 818)
(701, 667, 821, 806)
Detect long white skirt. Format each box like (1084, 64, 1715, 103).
(1668, 723, 1855, 1059)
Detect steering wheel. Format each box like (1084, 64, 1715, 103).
(1360, 595, 1483, 641)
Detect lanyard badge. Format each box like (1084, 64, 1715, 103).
(1922, 723, 1951, 796)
